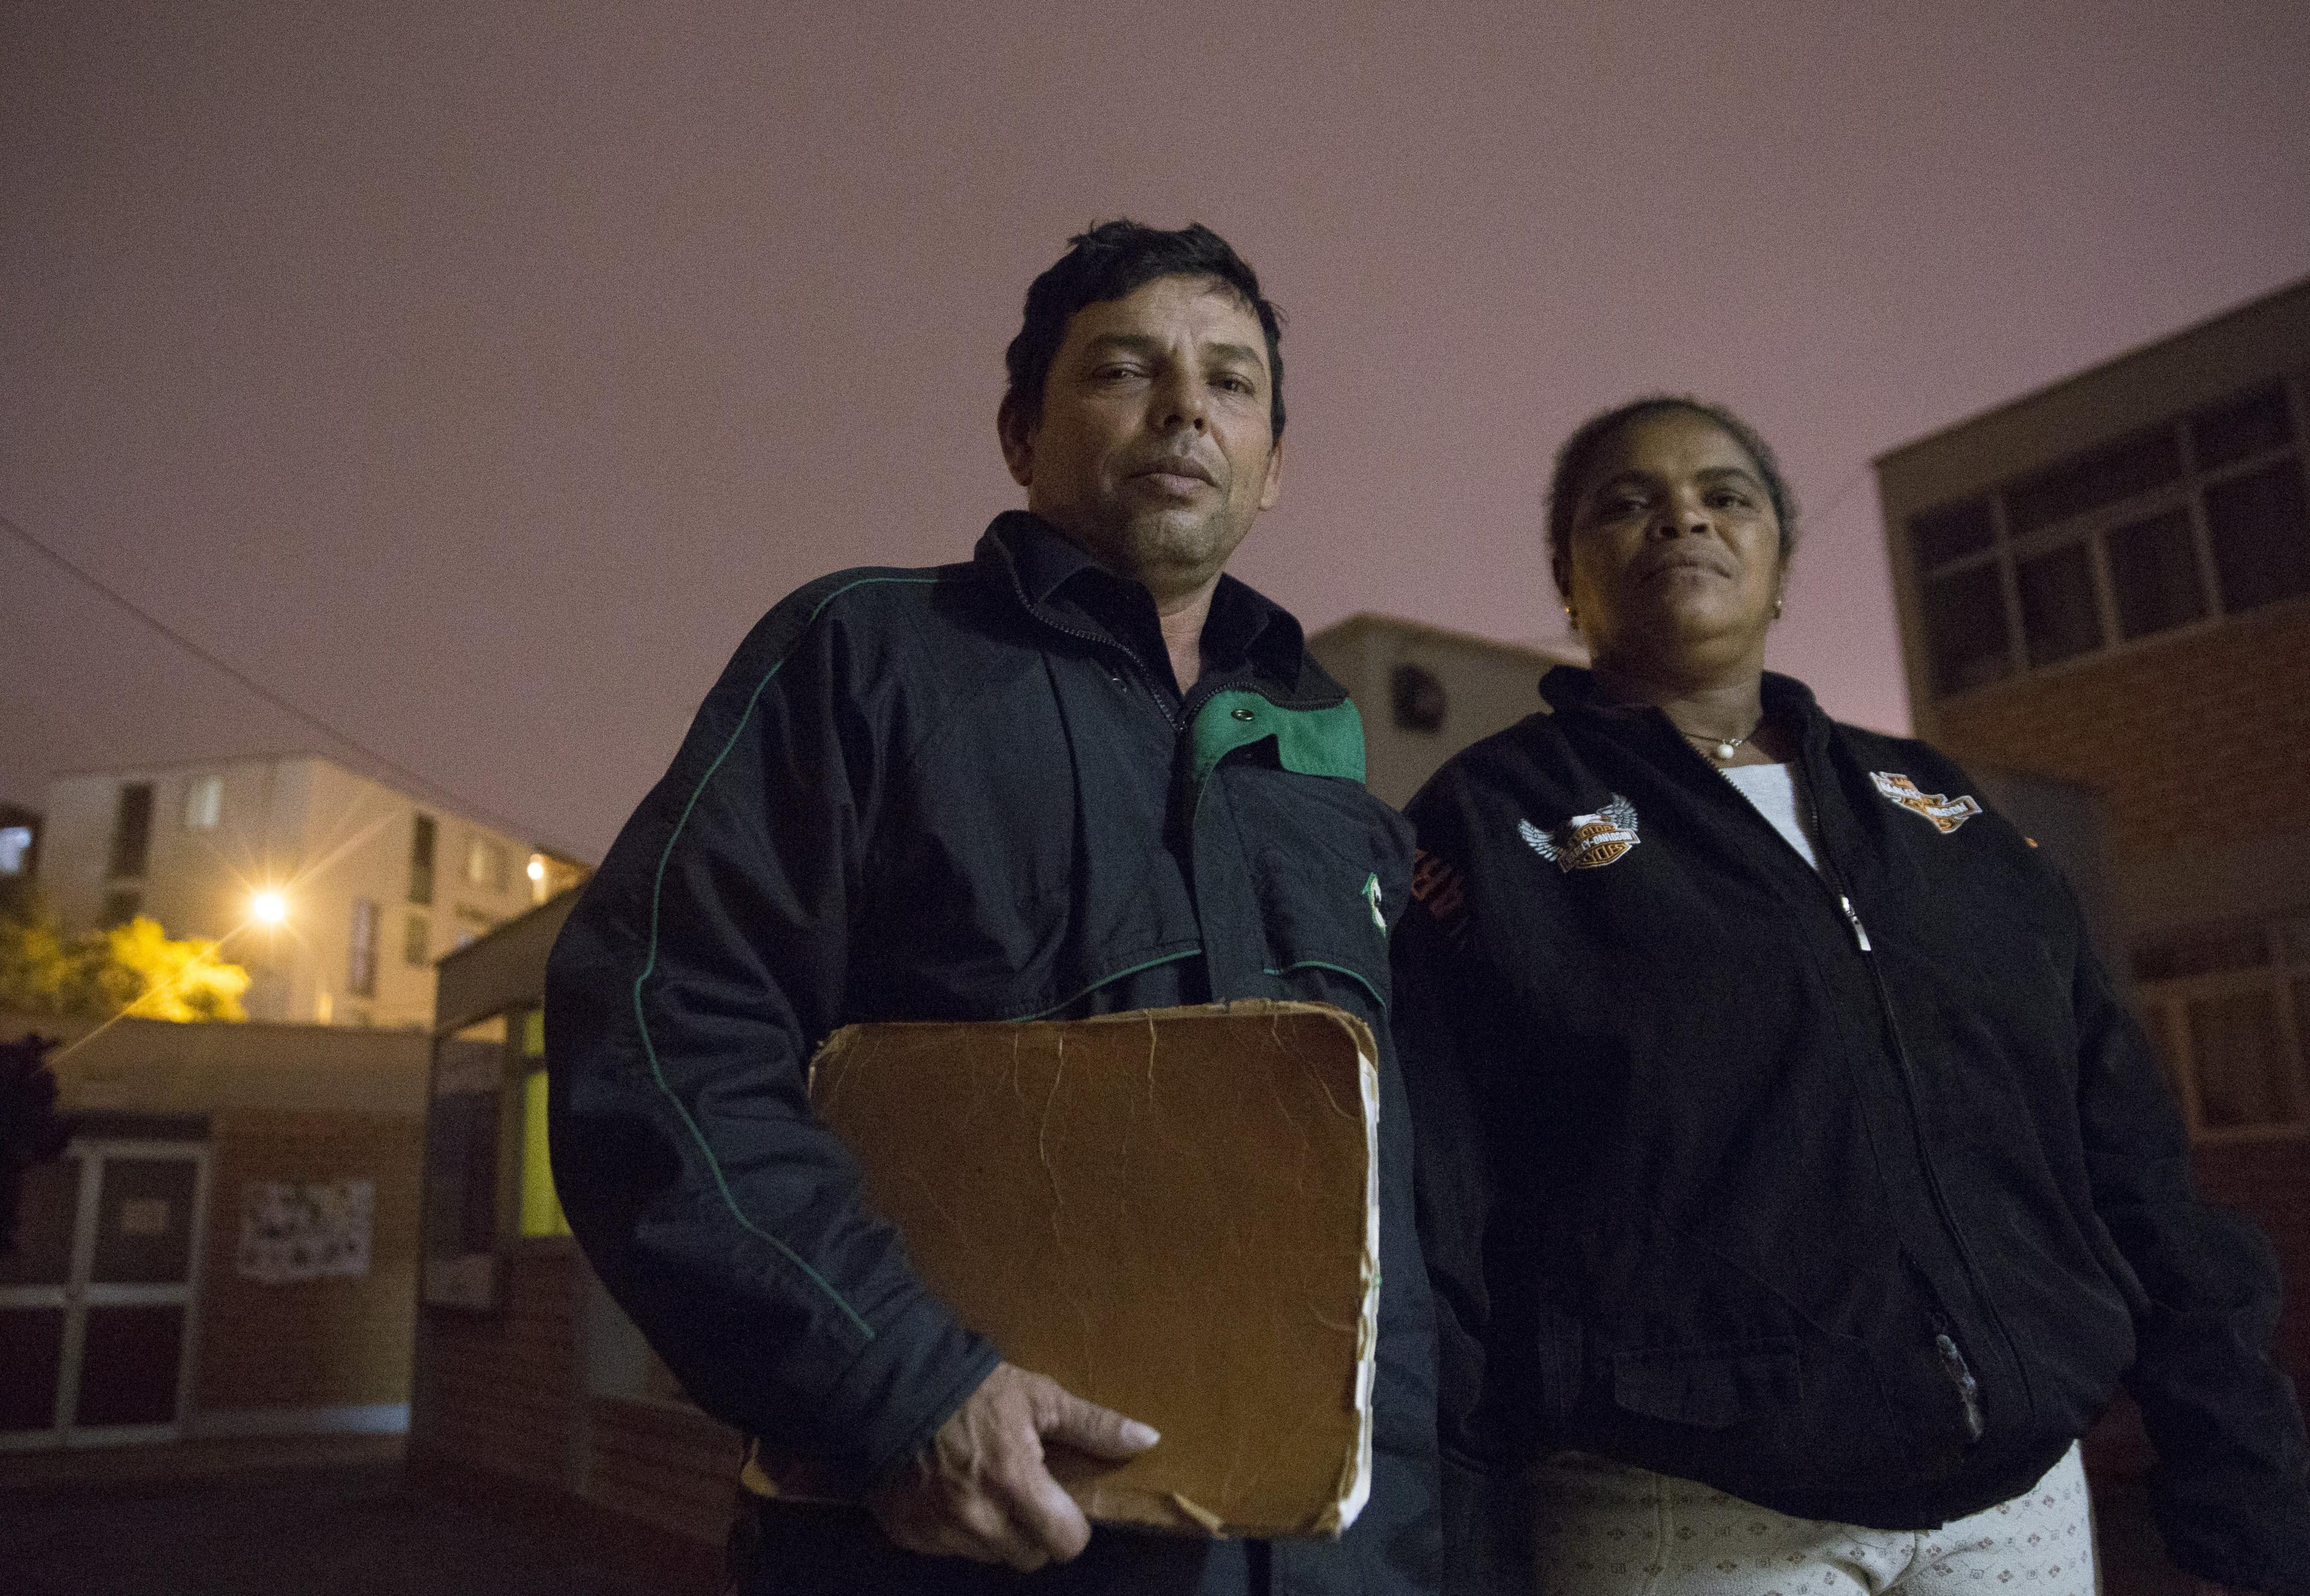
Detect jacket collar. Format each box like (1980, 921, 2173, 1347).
(1538, 665, 1836, 759)
(973, 510, 1313, 696)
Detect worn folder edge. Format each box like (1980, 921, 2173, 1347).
(737, 1000, 1381, 1541)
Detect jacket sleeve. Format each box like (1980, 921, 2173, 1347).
(2070, 903, 2310, 1592)
(1395, 774, 1547, 1595)
(1394, 768, 1515, 1463)
(544, 579, 1000, 1485)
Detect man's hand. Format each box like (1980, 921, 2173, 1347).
(863, 1361, 1159, 1571)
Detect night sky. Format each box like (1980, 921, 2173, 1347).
(5, 2, 2306, 861)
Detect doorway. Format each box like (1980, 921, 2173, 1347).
(0, 1138, 212, 1449)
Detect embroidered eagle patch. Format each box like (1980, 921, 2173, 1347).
(1520, 795, 1641, 872)
(1871, 771, 1982, 834)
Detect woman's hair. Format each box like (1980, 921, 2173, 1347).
(1545, 396, 1798, 597)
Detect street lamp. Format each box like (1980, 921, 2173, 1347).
(250, 890, 288, 926)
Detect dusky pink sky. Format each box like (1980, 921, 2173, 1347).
(5, 1, 2307, 859)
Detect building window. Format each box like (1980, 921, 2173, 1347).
(420, 1018, 508, 1310)
(2205, 460, 2310, 614)
(2015, 543, 2099, 667)
(1909, 376, 2308, 700)
(100, 888, 142, 928)
(2003, 424, 2183, 538)
(107, 782, 155, 880)
(0, 825, 31, 875)
(403, 913, 431, 968)
(1390, 663, 1449, 733)
(1920, 556, 2013, 695)
(466, 837, 509, 893)
(2105, 508, 2205, 641)
(348, 899, 378, 998)
(182, 775, 223, 831)
(409, 815, 436, 906)
(2136, 910, 2310, 1141)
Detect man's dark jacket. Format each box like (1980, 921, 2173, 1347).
(546, 513, 1440, 1595)
(1394, 667, 2310, 1596)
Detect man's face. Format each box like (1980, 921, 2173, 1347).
(1000, 274, 1283, 603)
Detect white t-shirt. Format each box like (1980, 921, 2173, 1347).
(1719, 762, 1822, 872)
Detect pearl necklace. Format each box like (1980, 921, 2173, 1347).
(1679, 724, 1760, 763)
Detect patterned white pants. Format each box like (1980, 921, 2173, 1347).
(1529, 1442, 2097, 1595)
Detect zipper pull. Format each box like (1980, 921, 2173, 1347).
(1838, 895, 1873, 952)
(1934, 1333, 1986, 1441)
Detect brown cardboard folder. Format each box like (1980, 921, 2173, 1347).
(739, 1000, 1381, 1539)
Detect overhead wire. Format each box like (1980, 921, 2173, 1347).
(0, 506, 552, 848)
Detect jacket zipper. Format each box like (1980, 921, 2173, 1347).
(1793, 754, 2035, 1435)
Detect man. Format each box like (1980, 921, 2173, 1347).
(546, 220, 1440, 1594)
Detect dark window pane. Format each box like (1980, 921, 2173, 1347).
(89, 1157, 198, 1286)
(2137, 925, 2271, 982)
(2006, 425, 2184, 535)
(2192, 383, 2293, 470)
(74, 1304, 185, 1427)
(1910, 499, 1994, 569)
(2016, 543, 2101, 666)
(1923, 562, 2013, 695)
(2188, 990, 2300, 1130)
(422, 1040, 504, 1264)
(2105, 509, 2206, 640)
(403, 913, 430, 968)
(2207, 460, 2310, 614)
(0, 1307, 65, 1432)
(106, 782, 153, 880)
(409, 815, 437, 906)
(348, 899, 378, 997)
(0, 1155, 83, 1287)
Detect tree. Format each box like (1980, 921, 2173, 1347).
(0, 884, 248, 1023)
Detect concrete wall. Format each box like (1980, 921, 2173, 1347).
(1930, 602, 2310, 937)
(1310, 612, 1582, 810)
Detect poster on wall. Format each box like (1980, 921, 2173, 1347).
(236, 1179, 374, 1283)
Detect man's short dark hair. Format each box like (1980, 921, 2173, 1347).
(1545, 395, 1798, 597)
(1003, 220, 1287, 441)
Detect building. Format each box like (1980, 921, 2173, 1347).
(1874, 275, 2310, 1378)
(1308, 612, 1585, 809)
(404, 893, 732, 1586)
(0, 1012, 428, 1450)
(34, 754, 587, 1029)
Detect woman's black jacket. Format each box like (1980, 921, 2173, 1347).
(1393, 666, 2310, 1594)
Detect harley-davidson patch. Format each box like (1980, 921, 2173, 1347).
(1871, 771, 1982, 834)
(1520, 795, 1641, 873)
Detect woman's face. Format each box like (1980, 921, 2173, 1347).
(1560, 409, 1786, 680)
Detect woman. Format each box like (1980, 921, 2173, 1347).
(1392, 396, 2310, 1595)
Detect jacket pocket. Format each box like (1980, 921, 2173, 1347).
(1610, 1338, 1801, 1429)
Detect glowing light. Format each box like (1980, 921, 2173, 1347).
(526, 855, 546, 883)
(250, 890, 288, 925)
